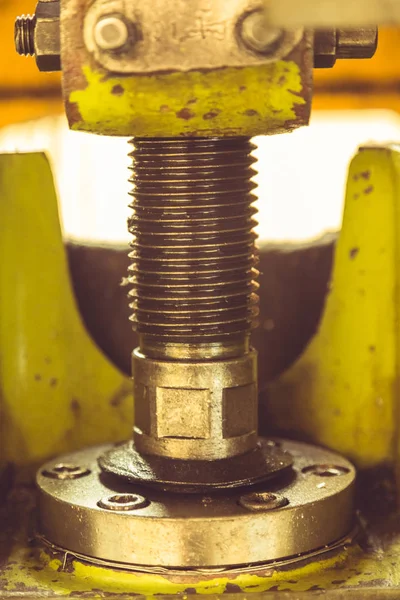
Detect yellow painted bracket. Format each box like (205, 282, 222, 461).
(267, 144, 400, 471)
(0, 153, 132, 469)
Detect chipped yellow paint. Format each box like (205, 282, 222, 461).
(68, 62, 308, 137)
(267, 145, 400, 469)
(0, 153, 132, 468)
(3, 535, 400, 596)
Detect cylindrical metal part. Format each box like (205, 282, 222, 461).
(128, 137, 259, 361)
(128, 137, 260, 461)
(133, 349, 258, 460)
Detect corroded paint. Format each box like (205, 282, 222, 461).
(68, 61, 309, 137)
(0, 153, 132, 468)
(267, 146, 400, 470)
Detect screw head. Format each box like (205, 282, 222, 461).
(97, 493, 149, 511)
(239, 491, 288, 512)
(239, 9, 283, 55)
(42, 463, 91, 480)
(302, 464, 350, 477)
(94, 15, 130, 51)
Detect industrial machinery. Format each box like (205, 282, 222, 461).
(3, 0, 400, 597)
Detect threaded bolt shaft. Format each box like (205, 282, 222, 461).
(128, 137, 259, 361)
(15, 15, 36, 56)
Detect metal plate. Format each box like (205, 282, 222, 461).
(98, 438, 293, 493)
(82, 0, 303, 74)
(37, 439, 355, 568)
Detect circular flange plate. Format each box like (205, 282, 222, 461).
(98, 438, 293, 492)
(37, 439, 355, 568)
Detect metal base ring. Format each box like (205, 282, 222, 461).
(37, 439, 355, 568)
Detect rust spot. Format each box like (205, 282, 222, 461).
(225, 583, 242, 593)
(187, 98, 197, 105)
(45, 357, 51, 364)
(307, 586, 324, 591)
(66, 100, 83, 127)
(50, 377, 58, 387)
(364, 185, 374, 195)
(176, 108, 195, 120)
(331, 580, 347, 585)
(353, 193, 360, 200)
(349, 247, 359, 259)
(278, 75, 287, 86)
(184, 588, 197, 595)
(244, 109, 259, 117)
(111, 84, 124, 96)
(110, 386, 128, 407)
(360, 170, 371, 180)
(353, 174, 360, 181)
(239, 85, 247, 92)
(71, 398, 81, 413)
(160, 105, 170, 113)
(34, 374, 41, 381)
(369, 345, 376, 353)
(203, 110, 220, 120)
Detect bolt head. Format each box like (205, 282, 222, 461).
(97, 493, 149, 511)
(239, 491, 288, 511)
(42, 463, 91, 480)
(302, 464, 350, 477)
(94, 15, 130, 51)
(239, 9, 283, 55)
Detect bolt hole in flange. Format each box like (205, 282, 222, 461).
(97, 493, 149, 511)
(302, 464, 350, 477)
(239, 491, 289, 511)
(42, 464, 91, 480)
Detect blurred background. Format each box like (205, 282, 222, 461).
(2, 1, 400, 244)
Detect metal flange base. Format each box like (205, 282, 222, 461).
(37, 439, 355, 569)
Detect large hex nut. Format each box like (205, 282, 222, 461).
(34, 0, 61, 72)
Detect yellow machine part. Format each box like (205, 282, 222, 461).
(0, 152, 132, 470)
(3, 148, 400, 594)
(67, 61, 309, 137)
(267, 145, 400, 472)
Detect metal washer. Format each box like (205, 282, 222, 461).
(37, 439, 355, 569)
(98, 437, 294, 493)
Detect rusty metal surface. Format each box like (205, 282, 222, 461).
(82, 0, 303, 74)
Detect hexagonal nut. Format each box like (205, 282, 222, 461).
(34, 0, 61, 72)
(313, 29, 337, 68)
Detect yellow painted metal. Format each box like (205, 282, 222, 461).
(267, 145, 400, 470)
(68, 61, 309, 137)
(0, 153, 132, 468)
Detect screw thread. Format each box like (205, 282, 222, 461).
(128, 137, 259, 358)
(14, 15, 36, 56)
